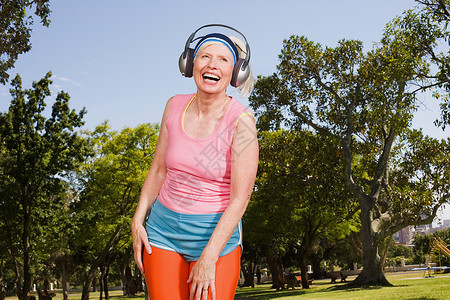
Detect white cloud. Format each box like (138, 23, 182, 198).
(52, 74, 83, 88)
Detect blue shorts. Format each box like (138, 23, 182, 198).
(145, 199, 242, 262)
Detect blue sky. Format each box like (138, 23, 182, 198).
(1, 0, 449, 221)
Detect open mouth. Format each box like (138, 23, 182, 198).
(202, 73, 220, 82)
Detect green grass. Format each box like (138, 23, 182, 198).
(6, 271, 450, 300)
(235, 272, 450, 299)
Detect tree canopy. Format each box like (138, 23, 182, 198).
(0, 0, 51, 84)
(249, 2, 450, 286)
(73, 122, 159, 300)
(0, 72, 89, 300)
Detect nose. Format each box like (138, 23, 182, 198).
(206, 57, 218, 69)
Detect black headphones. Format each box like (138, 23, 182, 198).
(178, 24, 251, 88)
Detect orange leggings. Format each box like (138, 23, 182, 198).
(143, 246, 241, 300)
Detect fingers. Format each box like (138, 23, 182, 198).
(210, 283, 216, 300)
(201, 286, 208, 300)
(189, 282, 215, 300)
(132, 225, 151, 274)
(134, 247, 144, 273)
(188, 268, 216, 300)
(139, 227, 152, 255)
(133, 239, 145, 273)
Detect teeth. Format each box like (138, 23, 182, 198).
(203, 73, 220, 81)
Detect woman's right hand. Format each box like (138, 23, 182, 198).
(132, 223, 152, 274)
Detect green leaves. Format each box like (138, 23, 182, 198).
(249, 1, 450, 284)
(390, 129, 450, 220)
(0, 72, 89, 297)
(0, 0, 52, 84)
(73, 121, 158, 261)
(245, 130, 358, 259)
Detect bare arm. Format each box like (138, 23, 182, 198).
(131, 97, 172, 273)
(188, 114, 259, 300)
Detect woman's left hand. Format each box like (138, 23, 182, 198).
(187, 256, 217, 300)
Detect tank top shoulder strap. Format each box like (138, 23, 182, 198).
(220, 98, 254, 137)
(166, 94, 196, 128)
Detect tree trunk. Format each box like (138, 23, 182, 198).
(103, 266, 109, 299)
(116, 258, 127, 295)
(81, 270, 96, 300)
(241, 260, 255, 287)
(0, 259, 5, 300)
(380, 236, 394, 271)
(134, 265, 143, 293)
(351, 202, 392, 286)
(123, 266, 133, 296)
(81, 227, 121, 300)
(299, 258, 310, 289)
(21, 188, 31, 300)
(61, 258, 68, 300)
(124, 265, 140, 296)
(310, 255, 323, 279)
(4, 222, 22, 300)
(266, 249, 285, 290)
(99, 268, 104, 300)
(256, 266, 262, 284)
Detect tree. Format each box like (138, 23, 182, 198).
(0, 72, 89, 300)
(73, 122, 158, 300)
(0, 0, 51, 84)
(244, 130, 358, 289)
(249, 11, 449, 285)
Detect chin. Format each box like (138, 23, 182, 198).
(198, 83, 227, 94)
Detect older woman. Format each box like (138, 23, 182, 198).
(131, 25, 258, 300)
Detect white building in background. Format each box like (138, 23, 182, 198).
(414, 223, 433, 234)
(443, 220, 450, 229)
(393, 226, 413, 245)
(393, 220, 450, 245)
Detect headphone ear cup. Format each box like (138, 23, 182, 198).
(179, 48, 195, 77)
(231, 58, 249, 87)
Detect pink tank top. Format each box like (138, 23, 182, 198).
(158, 93, 253, 214)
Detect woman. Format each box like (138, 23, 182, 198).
(131, 25, 258, 300)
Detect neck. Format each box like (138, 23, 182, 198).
(194, 90, 229, 115)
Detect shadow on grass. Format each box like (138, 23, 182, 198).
(235, 282, 392, 299)
(326, 283, 383, 292)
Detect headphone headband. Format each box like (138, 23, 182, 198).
(184, 24, 251, 67)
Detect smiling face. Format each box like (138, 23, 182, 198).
(193, 43, 235, 96)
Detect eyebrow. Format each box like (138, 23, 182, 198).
(199, 48, 234, 60)
(194, 41, 237, 65)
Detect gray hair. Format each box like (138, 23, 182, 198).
(228, 35, 254, 97)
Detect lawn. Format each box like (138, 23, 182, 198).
(6, 271, 450, 300)
(234, 271, 450, 299)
